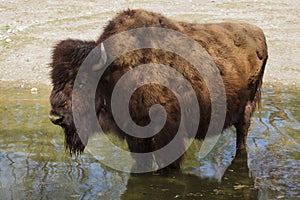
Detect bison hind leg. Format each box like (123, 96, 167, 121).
(234, 100, 256, 155)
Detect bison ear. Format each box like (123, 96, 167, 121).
(92, 43, 107, 71)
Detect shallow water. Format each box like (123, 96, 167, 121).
(0, 84, 299, 199)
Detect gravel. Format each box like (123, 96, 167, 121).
(0, 0, 299, 88)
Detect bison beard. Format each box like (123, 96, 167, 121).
(64, 124, 85, 155)
(49, 9, 268, 170)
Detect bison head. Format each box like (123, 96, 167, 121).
(49, 39, 107, 154)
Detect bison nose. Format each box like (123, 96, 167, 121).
(49, 111, 64, 124)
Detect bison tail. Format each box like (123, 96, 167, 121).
(254, 78, 262, 112)
(252, 54, 268, 114)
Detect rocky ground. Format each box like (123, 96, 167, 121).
(0, 0, 299, 88)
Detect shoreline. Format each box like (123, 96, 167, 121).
(0, 80, 298, 92)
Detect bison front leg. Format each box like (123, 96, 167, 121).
(234, 101, 254, 155)
(154, 144, 185, 171)
(152, 120, 185, 171)
(126, 136, 156, 172)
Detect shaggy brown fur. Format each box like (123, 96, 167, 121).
(49, 9, 268, 169)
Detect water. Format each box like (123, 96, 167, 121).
(0, 83, 299, 199)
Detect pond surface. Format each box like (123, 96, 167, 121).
(0, 84, 299, 200)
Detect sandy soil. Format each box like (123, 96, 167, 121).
(0, 0, 299, 88)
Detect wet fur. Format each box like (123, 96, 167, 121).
(49, 9, 268, 168)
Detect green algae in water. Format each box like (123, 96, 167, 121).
(0, 83, 299, 199)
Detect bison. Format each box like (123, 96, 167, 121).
(49, 9, 268, 171)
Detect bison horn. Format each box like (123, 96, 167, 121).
(92, 43, 107, 71)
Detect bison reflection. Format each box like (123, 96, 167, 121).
(122, 151, 257, 199)
(49, 9, 268, 170)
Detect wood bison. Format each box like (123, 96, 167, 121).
(49, 9, 268, 170)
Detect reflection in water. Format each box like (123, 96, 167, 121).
(123, 150, 257, 199)
(0, 84, 299, 199)
(247, 88, 300, 199)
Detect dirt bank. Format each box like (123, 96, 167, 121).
(0, 0, 299, 88)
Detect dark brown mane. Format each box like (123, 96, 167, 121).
(50, 39, 97, 88)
